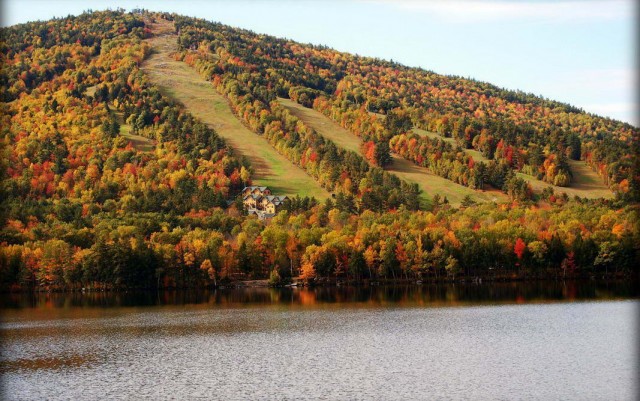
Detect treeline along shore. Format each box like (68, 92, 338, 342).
(2, 199, 638, 292)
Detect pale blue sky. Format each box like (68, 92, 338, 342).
(2, 0, 637, 126)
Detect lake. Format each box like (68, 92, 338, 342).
(1, 282, 638, 400)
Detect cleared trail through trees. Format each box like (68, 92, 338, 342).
(518, 160, 613, 200)
(412, 127, 612, 200)
(280, 98, 611, 203)
(278, 97, 508, 206)
(142, 20, 330, 200)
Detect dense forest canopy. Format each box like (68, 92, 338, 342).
(0, 10, 638, 290)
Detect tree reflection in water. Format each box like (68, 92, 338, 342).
(2, 280, 637, 310)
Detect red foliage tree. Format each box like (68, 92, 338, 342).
(514, 238, 526, 260)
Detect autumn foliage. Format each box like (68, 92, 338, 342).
(0, 11, 638, 291)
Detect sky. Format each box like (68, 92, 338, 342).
(2, 0, 637, 126)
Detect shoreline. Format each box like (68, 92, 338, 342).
(2, 274, 637, 294)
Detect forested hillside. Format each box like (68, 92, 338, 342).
(0, 10, 638, 290)
(173, 14, 638, 202)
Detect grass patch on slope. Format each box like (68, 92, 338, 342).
(278, 97, 507, 206)
(412, 129, 612, 200)
(141, 20, 329, 200)
(518, 160, 613, 199)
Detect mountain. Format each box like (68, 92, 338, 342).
(0, 10, 637, 290)
(170, 13, 637, 202)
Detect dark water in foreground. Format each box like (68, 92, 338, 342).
(1, 282, 638, 400)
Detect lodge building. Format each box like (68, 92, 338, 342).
(241, 186, 288, 219)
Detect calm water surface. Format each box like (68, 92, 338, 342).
(1, 282, 638, 400)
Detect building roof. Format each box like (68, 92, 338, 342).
(263, 195, 289, 204)
(242, 186, 269, 192)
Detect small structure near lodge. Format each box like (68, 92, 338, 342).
(241, 186, 288, 220)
